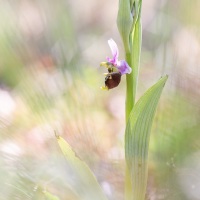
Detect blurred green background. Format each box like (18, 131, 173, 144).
(0, 0, 200, 199)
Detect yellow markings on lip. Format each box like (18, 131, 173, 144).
(100, 86, 109, 90)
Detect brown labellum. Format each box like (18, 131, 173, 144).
(105, 72, 122, 89)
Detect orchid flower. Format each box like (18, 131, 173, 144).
(100, 39, 132, 90)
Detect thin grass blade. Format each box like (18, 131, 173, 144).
(43, 191, 60, 200)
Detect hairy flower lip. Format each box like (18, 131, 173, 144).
(105, 72, 122, 89)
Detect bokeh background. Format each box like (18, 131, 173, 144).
(0, 0, 200, 199)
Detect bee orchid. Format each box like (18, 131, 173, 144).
(100, 39, 132, 90)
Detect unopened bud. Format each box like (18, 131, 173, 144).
(117, 0, 133, 53)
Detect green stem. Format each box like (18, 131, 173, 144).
(125, 19, 141, 122)
(124, 2, 142, 199)
(125, 52, 135, 200)
(125, 165, 132, 200)
(125, 52, 134, 123)
(125, 18, 142, 200)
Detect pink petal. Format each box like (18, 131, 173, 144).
(117, 60, 132, 75)
(107, 39, 119, 65)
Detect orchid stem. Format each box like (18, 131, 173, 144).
(125, 51, 135, 200)
(125, 47, 135, 200)
(125, 17, 142, 200)
(125, 52, 134, 123)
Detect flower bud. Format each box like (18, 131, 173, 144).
(117, 0, 133, 53)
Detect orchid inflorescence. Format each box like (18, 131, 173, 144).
(100, 39, 132, 90)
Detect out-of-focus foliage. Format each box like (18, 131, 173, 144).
(44, 191, 60, 200)
(0, 0, 200, 200)
(57, 136, 108, 200)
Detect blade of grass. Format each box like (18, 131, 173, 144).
(57, 136, 108, 200)
(125, 75, 168, 200)
(43, 191, 60, 200)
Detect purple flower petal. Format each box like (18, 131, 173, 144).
(107, 39, 119, 65)
(117, 60, 132, 75)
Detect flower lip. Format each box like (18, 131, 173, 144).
(105, 72, 121, 89)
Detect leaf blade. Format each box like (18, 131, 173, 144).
(57, 136, 108, 200)
(125, 75, 168, 200)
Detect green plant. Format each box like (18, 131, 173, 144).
(54, 0, 168, 200)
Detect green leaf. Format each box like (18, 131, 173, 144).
(125, 75, 168, 200)
(57, 136, 108, 200)
(44, 191, 60, 200)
